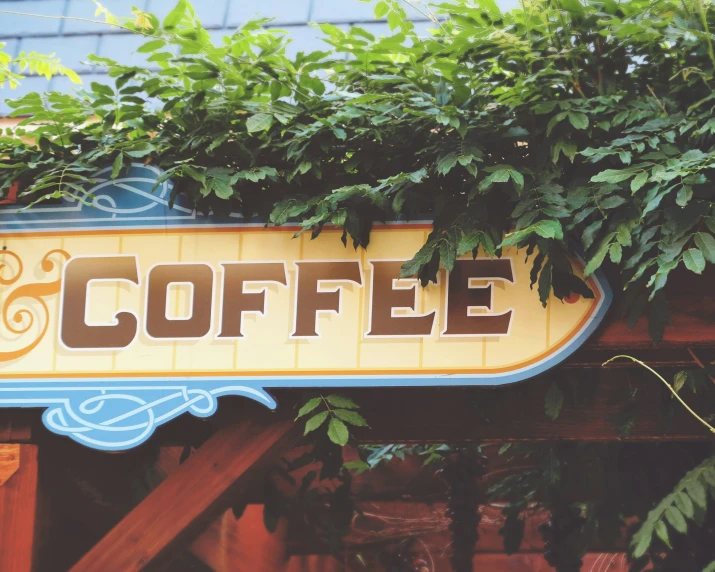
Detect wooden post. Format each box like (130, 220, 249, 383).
(0, 444, 39, 572)
(70, 418, 298, 572)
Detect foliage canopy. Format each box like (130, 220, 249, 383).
(1, 0, 715, 338)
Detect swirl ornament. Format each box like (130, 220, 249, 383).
(40, 383, 276, 450)
(0, 249, 70, 362)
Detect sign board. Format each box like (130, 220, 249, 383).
(0, 165, 611, 449)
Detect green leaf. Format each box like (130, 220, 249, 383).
(334, 409, 369, 427)
(325, 395, 359, 409)
(584, 235, 614, 276)
(545, 383, 564, 421)
(163, 0, 187, 28)
(546, 112, 567, 137)
(137, 39, 166, 53)
(343, 460, 371, 473)
(686, 479, 707, 509)
(296, 397, 321, 419)
(616, 224, 633, 247)
(676, 186, 693, 207)
(600, 195, 627, 209)
(591, 169, 636, 184)
(533, 219, 563, 240)
(568, 111, 589, 130)
(374, 1, 390, 18)
(683, 248, 705, 274)
(401, 242, 436, 277)
(436, 152, 458, 175)
(124, 142, 155, 158)
(665, 506, 687, 534)
(510, 169, 524, 191)
(270, 80, 282, 101)
(91, 82, 114, 98)
(246, 113, 274, 133)
(675, 490, 694, 518)
(609, 243, 622, 264)
(457, 231, 482, 256)
(632, 527, 652, 559)
(387, 10, 401, 29)
(582, 220, 603, 250)
(631, 171, 648, 193)
(538, 259, 552, 306)
(655, 520, 671, 548)
(479, 165, 519, 191)
(61, 67, 82, 84)
(552, 139, 577, 163)
(327, 418, 350, 446)
(673, 371, 687, 394)
(304, 411, 329, 435)
(111, 152, 124, 179)
(439, 239, 456, 272)
(694, 233, 715, 263)
(500, 219, 563, 248)
(211, 178, 234, 200)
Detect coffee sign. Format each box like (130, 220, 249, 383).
(0, 165, 611, 450)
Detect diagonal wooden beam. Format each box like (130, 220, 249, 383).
(70, 417, 299, 572)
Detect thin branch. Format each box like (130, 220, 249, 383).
(399, 0, 447, 33)
(0, 10, 152, 37)
(603, 355, 715, 434)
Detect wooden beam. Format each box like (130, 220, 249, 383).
(273, 367, 715, 444)
(70, 417, 298, 572)
(590, 308, 715, 349)
(0, 445, 38, 572)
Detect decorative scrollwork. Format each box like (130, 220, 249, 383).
(0, 249, 70, 362)
(38, 383, 276, 450)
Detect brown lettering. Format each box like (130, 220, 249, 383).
(145, 263, 214, 339)
(367, 261, 435, 337)
(443, 259, 514, 336)
(292, 261, 362, 337)
(60, 256, 139, 349)
(217, 262, 287, 338)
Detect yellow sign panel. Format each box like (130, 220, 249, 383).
(0, 165, 611, 449)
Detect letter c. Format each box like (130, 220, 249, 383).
(60, 256, 139, 349)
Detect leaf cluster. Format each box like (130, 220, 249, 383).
(296, 394, 368, 447)
(631, 457, 715, 560)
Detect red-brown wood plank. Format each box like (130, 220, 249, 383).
(190, 505, 289, 572)
(0, 445, 38, 572)
(70, 417, 298, 572)
(291, 367, 715, 444)
(591, 267, 715, 349)
(592, 310, 715, 349)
